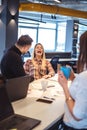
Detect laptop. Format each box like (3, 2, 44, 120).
(0, 84, 41, 130)
(6, 75, 31, 102)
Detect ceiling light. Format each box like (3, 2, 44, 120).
(54, 0, 61, 3)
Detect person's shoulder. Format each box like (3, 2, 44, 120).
(7, 50, 18, 58)
(79, 71, 87, 76)
(76, 71, 87, 81)
(5, 46, 15, 53)
(4, 48, 21, 62)
(2, 48, 14, 59)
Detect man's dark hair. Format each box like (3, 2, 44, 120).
(17, 35, 33, 46)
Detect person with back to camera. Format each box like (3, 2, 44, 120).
(23, 43, 55, 80)
(1, 35, 33, 79)
(57, 31, 87, 130)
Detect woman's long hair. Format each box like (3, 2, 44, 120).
(32, 43, 46, 68)
(77, 31, 87, 73)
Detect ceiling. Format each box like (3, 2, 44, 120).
(19, 0, 87, 25)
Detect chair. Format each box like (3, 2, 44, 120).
(50, 56, 59, 73)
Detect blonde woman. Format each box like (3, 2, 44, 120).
(24, 43, 55, 80)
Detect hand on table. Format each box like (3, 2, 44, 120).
(42, 74, 51, 79)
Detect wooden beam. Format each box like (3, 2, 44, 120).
(19, 3, 87, 19)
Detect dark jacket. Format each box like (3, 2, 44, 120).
(1, 45, 26, 79)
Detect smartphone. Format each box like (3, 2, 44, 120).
(36, 98, 53, 103)
(60, 66, 71, 79)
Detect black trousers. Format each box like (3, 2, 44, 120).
(50, 116, 87, 130)
(57, 121, 87, 130)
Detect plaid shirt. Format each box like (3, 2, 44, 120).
(23, 59, 55, 80)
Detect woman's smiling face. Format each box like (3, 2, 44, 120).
(35, 44, 43, 57)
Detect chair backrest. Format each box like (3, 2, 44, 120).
(50, 56, 59, 73)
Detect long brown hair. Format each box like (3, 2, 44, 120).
(77, 31, 87, 73)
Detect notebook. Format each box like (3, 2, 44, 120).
(6, 75, 31, 102)
(0, 84, 41, 130)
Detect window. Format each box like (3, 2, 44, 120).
(18, 20, 67, 52)
(38, 29, 56, 51)
(56, 22, 67, 51)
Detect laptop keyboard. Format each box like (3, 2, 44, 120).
(0, 115, 27, 130)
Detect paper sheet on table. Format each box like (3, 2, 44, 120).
(30, 78, 57, 90)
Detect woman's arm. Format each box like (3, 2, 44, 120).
(43, 60, 55, 78)
(58, 71, 81, 121)
(47, 60, 55, 76)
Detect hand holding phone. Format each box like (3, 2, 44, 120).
(60, 66, 71, 79)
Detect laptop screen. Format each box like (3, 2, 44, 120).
(6, 75, 30, 102)
(0, 84, 14, 121)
